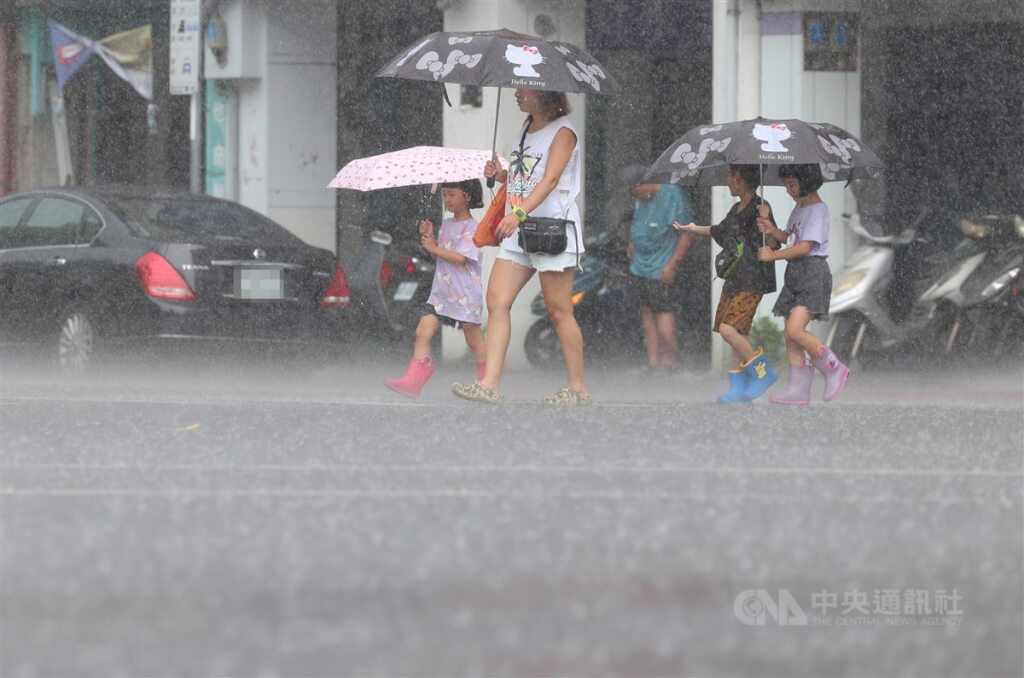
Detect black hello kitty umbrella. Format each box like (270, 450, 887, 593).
(377, 28, 619, 186)
(643, 117, 884, 187)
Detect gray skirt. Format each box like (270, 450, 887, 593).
(772, 256, 832, 321)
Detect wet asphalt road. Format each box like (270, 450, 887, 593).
(1, 355, 1022, 677)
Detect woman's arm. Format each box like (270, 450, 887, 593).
(494, 127, 577, 238)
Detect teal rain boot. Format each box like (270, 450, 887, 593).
(742, 348, 778, 401)
(717, 370, 750, 404)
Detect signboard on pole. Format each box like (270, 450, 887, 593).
(169, 0, 200, 95)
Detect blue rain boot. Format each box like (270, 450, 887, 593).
(717, 370, 750, 404)
(742, 348, 778, 401)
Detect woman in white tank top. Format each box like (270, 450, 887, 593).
(452, 89, 592, 406)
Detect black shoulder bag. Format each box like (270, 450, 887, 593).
(715, 235, 746, 279)
(512, 119, 579, 263)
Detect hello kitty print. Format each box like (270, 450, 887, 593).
(375, 30, 619, 95)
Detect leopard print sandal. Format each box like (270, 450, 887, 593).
(451, 380, 505, 405)
(541, 387, 593, 406)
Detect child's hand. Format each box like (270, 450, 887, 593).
(674, 221, 697, 233)
(420, 231, 436, 252)
(756, 217, 773, 234)
(418, 220, 433, 237)
(757, 246, 775, 262)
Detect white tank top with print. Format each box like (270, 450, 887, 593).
(503, 115, 584, 254)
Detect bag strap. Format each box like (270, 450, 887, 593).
(516, 116, 531, 162)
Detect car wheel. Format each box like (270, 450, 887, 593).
(524, 319, 562, 369)
(57, 311, 97, 373)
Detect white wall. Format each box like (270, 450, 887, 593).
(265, 0, 337, 253)
(213, 0, 337, 254)
(441, 0, 587, 367)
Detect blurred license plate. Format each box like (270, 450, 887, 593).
(235, 268, 282, 300)
(393, 281, 418, 301)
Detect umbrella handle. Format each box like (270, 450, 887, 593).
(487, 89, 502, 189)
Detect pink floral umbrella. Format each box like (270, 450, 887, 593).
(327, 146, 507, 192)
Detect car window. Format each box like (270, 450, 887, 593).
(106, 197, 302, 244)
(78, 207, 103, 244)
(0, 197, 35, 249)
(20, 197, 83, 247)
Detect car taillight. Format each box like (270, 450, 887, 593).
(321, 266, 351, 307)
(403, 257, 416, 274)
(134, 252, 195, 301)
(379, 261, 394, 290)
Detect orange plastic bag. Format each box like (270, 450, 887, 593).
(473, 183, 507, 248)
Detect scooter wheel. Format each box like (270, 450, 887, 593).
(524, 320, 562, 369)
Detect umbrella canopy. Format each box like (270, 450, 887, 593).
(644, 117, 883, 186)
(376, 28, 619, 95)
(327, 146, 507, 192)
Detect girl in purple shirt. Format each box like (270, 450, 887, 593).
(384, 179, 486, 398)
(757, 164, 850, 405)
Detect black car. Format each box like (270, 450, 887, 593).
(0, 186, 352, 370)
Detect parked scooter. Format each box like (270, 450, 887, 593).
(347, 228, 435, 338)
(523, 231, 643, 368)
(947, 214, 1024, 358)
(826, 211, 987, 365)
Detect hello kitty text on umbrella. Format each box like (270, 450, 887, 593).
(376, 28, 620, 186)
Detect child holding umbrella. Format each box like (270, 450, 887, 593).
(756, 163, 851, 404)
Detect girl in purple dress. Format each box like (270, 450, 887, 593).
(384, 179, 486, 398)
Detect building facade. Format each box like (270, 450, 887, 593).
(4, 0, 1021, 368)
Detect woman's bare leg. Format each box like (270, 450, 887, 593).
(539, 267, 588, 394)
(479, 259, 535, 391)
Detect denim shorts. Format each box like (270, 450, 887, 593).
(497, 246, 578, 272)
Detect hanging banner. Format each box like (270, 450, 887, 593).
(97, 25, 153, 100)
(47, 20, 96, 90)
(48, 20, 153, 100)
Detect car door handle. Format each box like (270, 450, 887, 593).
(49, 257, 67, 266)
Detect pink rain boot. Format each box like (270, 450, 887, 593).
(476, 363, 487, 381)
(770, 361, 814, 406)
(811, 345, 850, 402)
(383, 356, 435, 398)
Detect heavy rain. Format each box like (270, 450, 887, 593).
(0, 1, 1022, 676)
